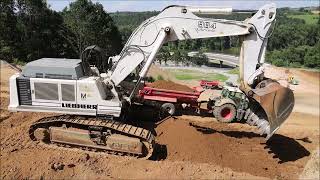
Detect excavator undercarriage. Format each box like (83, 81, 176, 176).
(29, 115, 155, 159)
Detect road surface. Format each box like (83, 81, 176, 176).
(188, 52, 239, 66)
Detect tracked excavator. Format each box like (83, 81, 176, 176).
(8, 3, 294, 159)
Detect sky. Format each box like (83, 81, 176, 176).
(47, 0, 320, 12)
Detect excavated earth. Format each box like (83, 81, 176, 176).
(147, 80, 196, 92)
(0, 63, 319, 179)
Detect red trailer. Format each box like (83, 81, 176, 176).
(138, 86, 203, 116)
(199, 80, 222, 89)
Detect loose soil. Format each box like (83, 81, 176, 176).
(148, 80, 195, 92)
(156, 117, 318, 179)
(1, 63, 319, 179)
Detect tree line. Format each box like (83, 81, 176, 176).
(0, 0, 122, 64)
(266, 8, 320, 68)
(1, 0, 319, 69)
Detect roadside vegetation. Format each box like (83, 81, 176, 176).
(266, 8, 320, 69)
(1, 0, 319, 69)
(167, 69, 228, 82)
(287, 14, 319, 24)
(287, 9, 319, 25)
(227, 68, 239, 75)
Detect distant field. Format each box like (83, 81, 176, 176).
(227, 67, 239, 75)
(167, 69, 228, 81)
(288, 14, 319, 24)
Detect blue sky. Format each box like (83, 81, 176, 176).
(47, 0, 320, 12)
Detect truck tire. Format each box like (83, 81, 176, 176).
(213, 103, 236, 123)
(160, 103, 176, 116)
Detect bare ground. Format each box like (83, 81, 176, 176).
(1, 63, 319, 179)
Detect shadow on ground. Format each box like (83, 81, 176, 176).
(189, 123, 310, 164)
(149, 144, 168, 161)
(265, 135, 311, 164)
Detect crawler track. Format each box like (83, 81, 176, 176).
(29, 115, 155, 159)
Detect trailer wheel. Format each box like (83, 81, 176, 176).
(213, 103, 236, 123)
(160, 103, 176, 117)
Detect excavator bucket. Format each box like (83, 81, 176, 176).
(251, 80, 295, 139)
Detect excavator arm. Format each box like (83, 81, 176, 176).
(111, 4, 276, 86)
(110, 3, 294, 139)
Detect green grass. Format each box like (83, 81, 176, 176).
(227, 67, 239, 75)
(167, 69, 228, 82)
(288, 14, 319, 25)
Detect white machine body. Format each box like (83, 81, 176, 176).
(9, 58, 122, 117)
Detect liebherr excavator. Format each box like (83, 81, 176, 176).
(8, 3, 294, 158)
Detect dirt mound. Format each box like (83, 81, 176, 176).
(155, 117, 314, 179)
(148, 80, 195, 92)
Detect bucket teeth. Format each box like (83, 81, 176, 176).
(246, 113, 260, 126)
(244, 110, 271, 139)
(244, 109, 251, 119)
(256, 119, 266, 127)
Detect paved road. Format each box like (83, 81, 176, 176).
(188, 52, 239, 67)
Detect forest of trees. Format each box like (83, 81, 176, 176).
(0, 0, 122, 64)
(1, 0, 319, 68)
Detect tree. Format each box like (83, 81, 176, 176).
(157, 45, 171, 65)
(1, 0, 72, 62)
(304, 43, 320, 68)
(223, 36, 231, 49)
(0, 0, 17, 62)
(171, 48, 182, 65)
(118, 26, 133, 44)
(305, 24, 320, 46)
(191, 51, 208, 66)
(62, 0, 122, 57)
(180, 49, 191, 66)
